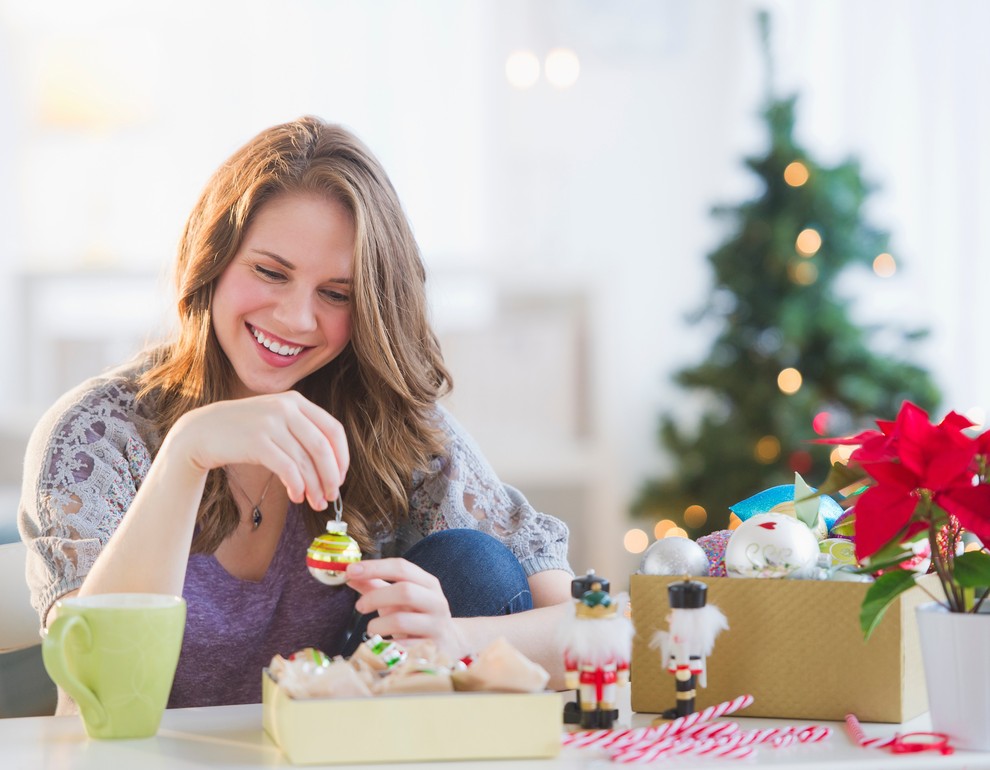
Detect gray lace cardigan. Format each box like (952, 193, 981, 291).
(18, 361, 572, 625)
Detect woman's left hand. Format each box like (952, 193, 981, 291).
(345, 559, 468, 658)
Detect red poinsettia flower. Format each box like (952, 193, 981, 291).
(852, 462, 926, 561)
(846, 402, 990, 559)
(819, 401, 990, 630)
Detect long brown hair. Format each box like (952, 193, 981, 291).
(138, 117, 452, 554)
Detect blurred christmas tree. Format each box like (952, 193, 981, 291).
(633, 13, 940, 537)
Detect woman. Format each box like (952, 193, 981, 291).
(19, 117, 573, 710)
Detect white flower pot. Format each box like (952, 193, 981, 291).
(916, 601, 990, 751)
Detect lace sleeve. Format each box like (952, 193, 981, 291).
(17, 375, 155, 625)
(407, 406, 572, 578)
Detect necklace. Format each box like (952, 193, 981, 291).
(224, 468, 275, 530)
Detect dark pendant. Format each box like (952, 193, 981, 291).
(251, 506, 263, 529)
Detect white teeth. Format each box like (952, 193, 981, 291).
(251, 327, 303, 357)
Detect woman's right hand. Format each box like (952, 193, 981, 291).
(166, 391, 349, 510)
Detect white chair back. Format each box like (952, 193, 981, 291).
(0, 541, 42, 652)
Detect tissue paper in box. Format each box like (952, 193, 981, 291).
(262, 671, 562, 765)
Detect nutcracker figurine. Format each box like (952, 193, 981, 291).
(560, 570, 634, 729)
(651, 578, 728, 720)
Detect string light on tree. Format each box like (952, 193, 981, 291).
(684, 504, 708, 528)
(789, 450, 813, 474)
(788, 260, 818, 285)
(784, 161, 809, 186)
(654, 518, 676, 539)
(873, 252, 896, 277)
(754, 435, 781, 463)
(664, 526, 689, 539)
(624, 528, 649, 554)
(777, 367, 803, 394)
(795, 228, 822, 256)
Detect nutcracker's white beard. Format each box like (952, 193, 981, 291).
(557, 593, 635, 666)
(651, 604, 729, 659)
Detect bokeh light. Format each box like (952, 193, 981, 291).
(505, 50, 540, 89)
(664, 526, 689, 539)
(624, 528, 649, 553)
(795, 228, 822, 256)
(788, 260, 818, 285)
(754, 435, 781, 463)
(812, 411, 831, 436)
(789, 450, 813, 474)
(784, 161, 810, 187)
(544, 47, 580, 89)
(829, 444, 856, 465)
(654, 518, 676, 539)
(684, 504, 708, 529)
(778, 367, 803, 395)
(873, 252, 897, 277)
(965, 407, 986, 429)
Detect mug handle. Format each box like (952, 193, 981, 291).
(42, 614, 108, 729)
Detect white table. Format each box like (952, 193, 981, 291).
(2, 697, 989, 769)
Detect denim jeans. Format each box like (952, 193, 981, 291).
(342, 528, 533, 655)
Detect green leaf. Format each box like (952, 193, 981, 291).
(860, 570, 918, 639)
(860, 538, 918, 574)
(953, 551, 990, 588)
(810, 463, 867, 499)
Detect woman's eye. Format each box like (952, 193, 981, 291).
(320, 289, 350, 304)
(254, 265, 285, 281)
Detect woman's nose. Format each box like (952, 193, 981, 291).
(272, 288, 318, 333)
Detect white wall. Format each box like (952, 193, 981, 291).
(1, 0, 988, 576)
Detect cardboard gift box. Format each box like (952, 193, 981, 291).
(262, 671, 563, 765)
(630, 573, 940, 723)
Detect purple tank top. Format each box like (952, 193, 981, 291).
(169, 505, 356, 707)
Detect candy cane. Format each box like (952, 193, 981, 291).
(564, 727, 653, 749)
(617, 724, 830, 758)
(643, 693, 755, 743)
(797, 725, 832, 743)
(611, 738, 677, 764)
(680, 694, 755, 731)
(563, 729, 618, 747)
(845, 714, 896, 749)
(613, 738, 755, 763)
(679, 720, 739, 742)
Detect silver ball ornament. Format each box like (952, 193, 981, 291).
(639, 537, 710, 577)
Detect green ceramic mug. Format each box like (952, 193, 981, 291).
(42, 593, 186, 739)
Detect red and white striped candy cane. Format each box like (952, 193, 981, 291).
(564, 727, 655, 750)
(845, 714, 896, 749)
(611, 738, 678, 764)
(613, 738, 756, 763)
(797, 725, 832, 743)
(564, 729, 619, 748)
(679, 719, 740, 742)
(677, 694, 755, 734)
(678, 738, 756, 759)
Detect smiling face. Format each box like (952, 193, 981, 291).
(212, 191, 356, 398)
